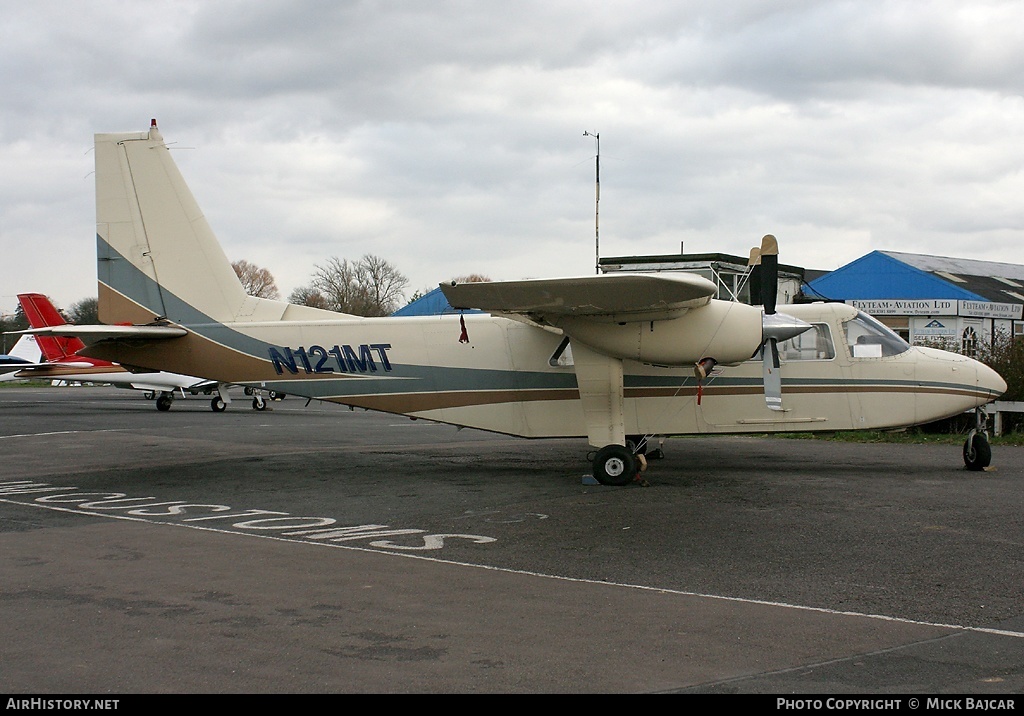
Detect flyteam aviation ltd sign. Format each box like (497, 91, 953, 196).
(848, 300, 1023, 319)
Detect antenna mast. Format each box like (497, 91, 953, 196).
(584, 131, 600, 274)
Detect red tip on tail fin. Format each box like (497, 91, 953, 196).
(16, 293, 88, 361)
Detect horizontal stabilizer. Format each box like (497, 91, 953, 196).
(0, 360, 96, 376)
(19, 325, 188, 345)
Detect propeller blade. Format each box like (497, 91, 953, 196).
(753, 234, 804, 412)
(759, 234, 778, 315)
(748, 246, 762, 308)
(762, 338, 783, 411)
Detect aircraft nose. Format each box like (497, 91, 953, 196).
(975, 360, 1007, 402)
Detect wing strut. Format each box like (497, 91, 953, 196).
(570, 340, 626, 449)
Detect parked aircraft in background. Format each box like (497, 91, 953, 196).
(8, 292, 257, 411)
(28, 121, 1006, 482)
(0, 334, 43, 373)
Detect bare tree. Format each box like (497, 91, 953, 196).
(299, 254, 408, 316)
(360, 254, 409, 316)
(287, 285, 330, 310)
(450, 274, 492, 283)
(232, 260, 281, 299)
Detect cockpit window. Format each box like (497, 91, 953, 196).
(843, 311, 911, 358)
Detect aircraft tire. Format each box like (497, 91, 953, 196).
(156, 395, 173, 411)
(252, 396, 267, 411)
(963, 432, 991, 471)
(211, 397, 227, 412)
(592, 444, 637, 486)
(268, 391, 285, 401)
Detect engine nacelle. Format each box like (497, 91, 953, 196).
(555, 300, 764, 367)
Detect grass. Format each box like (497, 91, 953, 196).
(0, 380, 56, 388)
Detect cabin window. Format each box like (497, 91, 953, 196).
(843, 312, 911, 358)
(780, 323, 835, 361)
(751, 323, 835, 361)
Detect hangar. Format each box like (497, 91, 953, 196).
(803, 251, 1024, 354)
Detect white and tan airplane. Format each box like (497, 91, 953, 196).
(27, 120, 1006, 483)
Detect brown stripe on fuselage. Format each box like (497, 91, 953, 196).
(97, 284, 164, 327)
(324, 380, 989, 414)
(83, 329, 283, 383)
(89, 287, 280, 381)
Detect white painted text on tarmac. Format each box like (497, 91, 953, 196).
(0, 481, 496, 552)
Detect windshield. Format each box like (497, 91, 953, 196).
(843, 311, 911, 358)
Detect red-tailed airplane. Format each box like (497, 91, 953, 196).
(24, 121, 1007, 482)
(7, 292, 249, 411)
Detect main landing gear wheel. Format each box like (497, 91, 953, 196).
(963, 431, 991, 472)
(592, 444, 638, 486)
(155, 394, 173, 412)
(210, 396, 226, 412)
(252, 395, 267, 411)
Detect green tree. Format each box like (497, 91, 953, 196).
(67, 297, 100, 325)
(1, 306, 29, 354)
(978, 331, 1023, 403)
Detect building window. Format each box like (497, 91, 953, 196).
(961, 326, 979, 357)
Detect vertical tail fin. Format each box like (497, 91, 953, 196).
(5, 335, 42, 364)
(16, 293, 87, 361)
(95, 119, 250, 326)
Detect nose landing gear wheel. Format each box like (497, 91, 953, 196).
(963, 431, 991, 471)
(592, 444, 638, 486)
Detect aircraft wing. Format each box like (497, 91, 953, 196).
(126, 376, 217, 392)
(440, 272, 717, 324)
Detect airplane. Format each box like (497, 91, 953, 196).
(0, 334, 43, 373)
(25, 120, 1006, 483)
(7, 292, 259, 412)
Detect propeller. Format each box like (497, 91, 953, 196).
(748, 235, 811, 411)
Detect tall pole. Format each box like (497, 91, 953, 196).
(584, 131, 600, 274)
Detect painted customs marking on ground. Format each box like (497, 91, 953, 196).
(2, 481, 1022, 642)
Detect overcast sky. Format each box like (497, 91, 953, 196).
(2, 0, 1023, 316)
